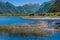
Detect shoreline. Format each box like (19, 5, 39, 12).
(0, 21, 59, 36)
(0, 16, 59, 36)
(20, 16, 60, 20)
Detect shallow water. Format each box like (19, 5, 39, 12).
(0, 16, 60, 24)
(0, 16, 44, 25)
(0, 16, 60, 40)
(0, 32, 60, 40)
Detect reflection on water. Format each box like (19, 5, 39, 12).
(0, 16, 60, 40)
(0, 32, 60, 40)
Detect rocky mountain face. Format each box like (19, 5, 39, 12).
(36, 0, 56, 13)
(47, 0, 60, 12)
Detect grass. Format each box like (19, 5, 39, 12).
(0, 22, 54, 36)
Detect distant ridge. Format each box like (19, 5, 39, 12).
(0, 1, 40, 14)
(0, 0, 58, 14)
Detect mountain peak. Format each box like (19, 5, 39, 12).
(6, 2, 11, 4)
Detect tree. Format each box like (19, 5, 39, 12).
(0, 12, 3, 14)
(29, 14, 35, 16)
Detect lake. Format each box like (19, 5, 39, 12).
(0, 16, 60, 40)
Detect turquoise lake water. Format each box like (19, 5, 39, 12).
(0, 16, 60, 40)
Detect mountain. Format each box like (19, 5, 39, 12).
(16, 6, 25, 13)
(47, 0, 60, 12)
(17, 4, 40, 13)
(23, 4, 40, 13)
(0, 2, 18, 14)
(36, 0, 56, 13)
(0, 1, 40, 14)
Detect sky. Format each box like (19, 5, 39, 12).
(0, 0, 51, 6)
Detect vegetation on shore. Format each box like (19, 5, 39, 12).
(0, 22, 54, 36)
(0, 12, 60, 16)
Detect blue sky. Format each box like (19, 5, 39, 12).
(0, 0, 51, 6)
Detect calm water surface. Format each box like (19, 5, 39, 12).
(0, 16, 60, 40)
